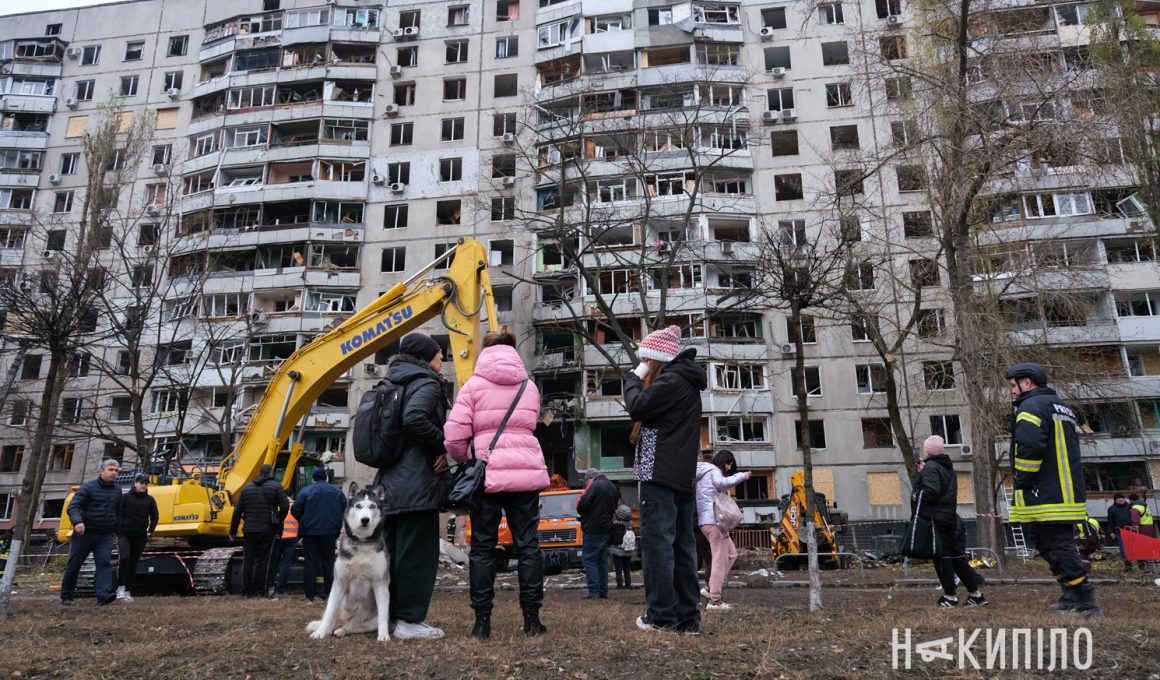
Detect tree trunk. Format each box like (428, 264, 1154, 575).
(0, 537, 25, 618)
(791, 299, 822, 612)
(14, 353, 68, 548)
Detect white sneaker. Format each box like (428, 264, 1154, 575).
(705, 600, 733, 611)
(121, 591, 134, 603)
(115, 586, 130, 601)
(392, 620, 445, 639)
(699, 587, 712, 600)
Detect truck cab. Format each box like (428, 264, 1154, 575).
(465, 489, 586, 574)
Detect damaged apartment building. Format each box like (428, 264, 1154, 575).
(0, 0, 1157, 536)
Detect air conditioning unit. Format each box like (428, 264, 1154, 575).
(391, 28, 405, 38)
(501, 132, 516, 144)
(389, 182, 405, 192)
(886, 14, 903, 26)
(66, 47, 82, 59)
(403, 26, 419, 37)
(769, 66, 787, 78)
(384, 103, 399, 116)
(251, 311, 269, 324)
(721, 240, 735, 255)
(779, 343, 795, 354)
(759, 27, 775, 40)
(43, 249, 57, 258)
(958, 444, 972, 457)
(48, 174, 62, 185)
(145, 204, 161, 216)
(371, 174, 385, 185)
(389, 65, 403, 77)
(64, 97, 78, 109)
(780, 108, 798, 121)
(142, 244, 156, 254)
(152, 163, 168, 175)
(166, 88, 180, 100)
(761, 110, 778, 124)
(365, 363, 379, 375)
(502, 176, 516, 187)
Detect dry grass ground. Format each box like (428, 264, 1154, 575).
(1, 556, 1158, 680)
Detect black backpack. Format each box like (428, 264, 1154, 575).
(610, 522, 627, 546)
(352, 378, 409, 469)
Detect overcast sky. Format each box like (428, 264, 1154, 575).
(0, 0, 122, 16)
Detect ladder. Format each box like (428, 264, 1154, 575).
(1003, 486, 1031, 561)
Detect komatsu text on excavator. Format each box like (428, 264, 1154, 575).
(59, 239, 497, 593)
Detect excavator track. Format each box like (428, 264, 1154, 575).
(192, 547, 242, 595)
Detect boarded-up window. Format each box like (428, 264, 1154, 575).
(867, 471, 901, 505)
(65, 115, 88, 138)
(155, 108, 178, 130)
(792, 467, 835, 500)
(1151, 461, 1160, 491)
(114, 112, 134, 133)
(700, 417, 712, 452)
(956, 472, 974, 504)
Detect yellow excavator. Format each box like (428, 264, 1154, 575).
(772, 471, 843, 569)
(58, 238, 497, 592)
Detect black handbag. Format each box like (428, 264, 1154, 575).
(900, 490, 942, 560)
(444, 380, 527, 514)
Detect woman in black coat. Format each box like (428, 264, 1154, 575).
(915, 436, 987, 608)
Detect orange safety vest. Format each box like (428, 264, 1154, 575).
(282, 515, 299, 539)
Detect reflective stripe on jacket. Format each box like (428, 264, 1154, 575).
(1009, 386, 1087, 523)
(1132, 503, 1154, 526)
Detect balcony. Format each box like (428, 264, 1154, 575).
(0, 94, 56, 115)
(1118, 315, 1160, 342)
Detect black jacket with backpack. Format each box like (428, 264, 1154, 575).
(577, 474, 619, 535)
(372, 354, 449, 516)
(230, 475, 290, 537)
(625, 348, 707, 494)
(914, 454, 958, 523)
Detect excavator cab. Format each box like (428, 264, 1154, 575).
(772, 471, 843, 569)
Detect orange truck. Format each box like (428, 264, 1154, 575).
(466, 488, 586, 574)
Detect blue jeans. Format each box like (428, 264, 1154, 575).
(60, 532, 114, 602)
(271, 537, 298, 594)
(639, 482, 700, 630)
(581, 531, 610, 596)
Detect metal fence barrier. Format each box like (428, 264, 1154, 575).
(903, 546, 1005, 578)
(772, 551, 865, 581)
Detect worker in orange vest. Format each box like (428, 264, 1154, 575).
(270, 499, 299, 597)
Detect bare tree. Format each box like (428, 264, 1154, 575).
(505, 68, 763, 369)
(0, 101, 156, 616)
(755, 222, 852, 612)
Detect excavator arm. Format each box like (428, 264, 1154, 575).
(216, 237, 497, 501)
(60, 238, 497, 541)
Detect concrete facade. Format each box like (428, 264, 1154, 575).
(0, 0, 1156, 535)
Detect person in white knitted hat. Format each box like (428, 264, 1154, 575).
(624, 325, 706, 633)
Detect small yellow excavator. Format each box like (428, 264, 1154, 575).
(772, 471, 843, 568)
(59, 238, 497, 592)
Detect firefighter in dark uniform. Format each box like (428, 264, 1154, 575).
(1006, 362, 1101, 617)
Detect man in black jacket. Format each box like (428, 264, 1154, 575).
(373, 334, 449, 640)
(116, 474, 158, 602)
(577, 469, 618, 599)
(915, 436, 986, 607)
(60, 458, 123, 605)
(230, 464, 290, 599)
(625, 326, 706, 634)
(1107, 493, 1133, 570)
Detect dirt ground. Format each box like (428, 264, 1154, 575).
(2, 555, 1159, 679)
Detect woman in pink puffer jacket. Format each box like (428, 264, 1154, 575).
(444, 327, 549, 640)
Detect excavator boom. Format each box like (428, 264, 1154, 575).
(60, 238, 497, 545)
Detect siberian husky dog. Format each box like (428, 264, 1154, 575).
(306, 483, 391, 641)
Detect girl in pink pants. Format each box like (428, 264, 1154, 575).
(694, 450, 750, 609)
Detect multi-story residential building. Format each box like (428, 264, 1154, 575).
(0, 0, 1156, 540)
